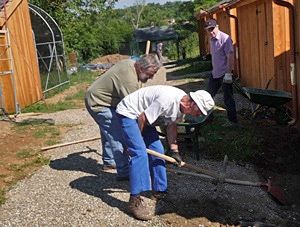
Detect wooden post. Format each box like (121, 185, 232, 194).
(145, 40, 151, 54)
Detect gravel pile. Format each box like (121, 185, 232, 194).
(0, 109, 169, 226)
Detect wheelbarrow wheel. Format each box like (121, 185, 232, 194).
(274, 106, 292, 125)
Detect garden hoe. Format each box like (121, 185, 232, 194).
(146, 149, 286, 204)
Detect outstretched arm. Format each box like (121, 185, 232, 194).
(166, 122, 178, 151)
(166, 122, 183, 166)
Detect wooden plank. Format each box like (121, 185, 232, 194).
(24, 0, 42, 102)
(265, 0, 275, 89)
(234, 0, 259, 8)
(273, 3, 289, 92)
(24, 1, 42, 102)
(0, 32, 15, 112)
(238, 2, 260, 87)
(0, 0, 23, 27)
(257, 1, 267, 88)
(215, 11, 231, 36)
(9, 10, 27, 108)
(1, 0, 42, 112)
(229, 8, 237, 45)
(18, 1, 32, 104)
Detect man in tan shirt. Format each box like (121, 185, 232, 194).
(85, 54, 162, 180)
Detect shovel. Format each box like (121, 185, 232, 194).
(146, 149, 286, 204)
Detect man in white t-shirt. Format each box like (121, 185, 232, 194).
(116, 85, 215, 221)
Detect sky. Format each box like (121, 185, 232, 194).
(114, 0, 191, 9)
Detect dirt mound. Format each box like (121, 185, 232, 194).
(90, 54, 129, 64)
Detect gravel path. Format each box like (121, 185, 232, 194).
(0, 109, 297, 227)
(0, 109, 169, 226)
(0, 70, 299, 226)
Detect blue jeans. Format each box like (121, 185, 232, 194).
(207, 76, 237, 122)
(85, 102, 129, 178)
(117, 114, 167, 195)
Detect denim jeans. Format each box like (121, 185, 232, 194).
(117, 114, 167, 195)
(85, 103, 129, 177)
(207, 76, 237, 122)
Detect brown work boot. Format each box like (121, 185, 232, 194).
(128, 195, 153, 221)
(150, 191, 168, 201)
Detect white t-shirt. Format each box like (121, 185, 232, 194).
(116, 85, 186, 125)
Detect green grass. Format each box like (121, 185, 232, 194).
(199, 112, 261, 161)
(40, 72, 70, 92)
(16, 149, 35, 159)
(31, 154, 50, 165)
(33, 126, 60, 139)
(44, 139, 60, 146)
(0, 151, 49, 206)
(8, 155, 50, 172)
(65, 89, 85, 100)
(69, 70, 99, 85)
(22, 101, 77, 113)
(40, 70, 97, 94)
(22, 71, 97, 113)
(13, 124, 61, 149)
(170, 60, 212, 77)
(14, 122, 60, 138)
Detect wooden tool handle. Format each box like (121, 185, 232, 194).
(41, 136, 100, 151)
(146, 148, 219, 179)
(168, 168, 263, 187)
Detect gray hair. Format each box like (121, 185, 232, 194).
(137, 53, 162, 70)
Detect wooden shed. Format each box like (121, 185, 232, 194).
(0, 0, 42, 114)
(196, 0, 300, 125)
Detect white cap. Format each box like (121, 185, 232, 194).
(189, 90, 215, 115)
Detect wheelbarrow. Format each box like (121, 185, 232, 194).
(157, 113, 211, 160)
(233, 81, 292, 124)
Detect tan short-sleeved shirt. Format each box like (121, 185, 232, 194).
(85, 59, 141, 112)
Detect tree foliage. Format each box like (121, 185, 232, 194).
(193, 0, 220, 11)
(29, 0, 219, 62)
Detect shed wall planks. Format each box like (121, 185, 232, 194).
(196, 0, 300, 124)
(0, 0, 42, 113)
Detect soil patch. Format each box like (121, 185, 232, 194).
(45, 83, 89, 105)
(0, 120, 65, 191)
(0, 121, 41, 188)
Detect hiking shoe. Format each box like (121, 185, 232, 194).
(128, 195, 153, 221)
(150, 191, 168, 201)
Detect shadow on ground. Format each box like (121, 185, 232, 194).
(47, 146, 293, 226)
(49, 147, 102, 176)
(49, 148, 130, 215)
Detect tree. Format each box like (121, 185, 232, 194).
(193, 0, 220, 11)
(29, 0, 211, 62)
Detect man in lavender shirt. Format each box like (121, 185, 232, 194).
(205, 19, 237, 125)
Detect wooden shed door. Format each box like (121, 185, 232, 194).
(238, 0, 271, 88)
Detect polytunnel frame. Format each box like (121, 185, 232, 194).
(29, 4, 69, 94)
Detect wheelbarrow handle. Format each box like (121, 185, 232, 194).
(146, 149, 220, 179)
